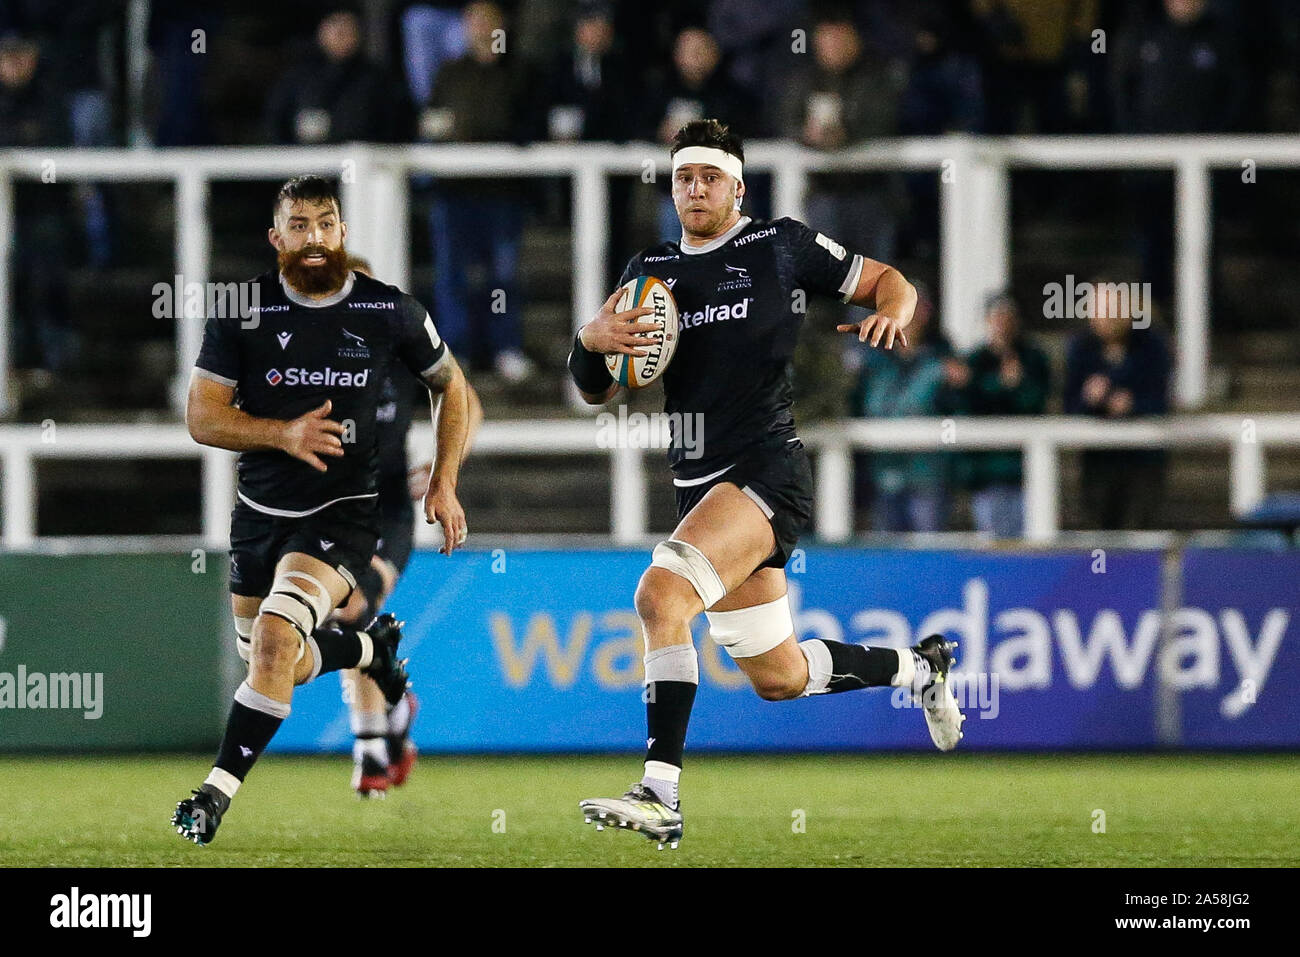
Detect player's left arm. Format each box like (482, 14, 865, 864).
(838, 259, 918, 350)
(395, 295, 469, 554)
(420, 355, 470, 555)
(407, 380, 483, 500)
(784, 219, 916, 350)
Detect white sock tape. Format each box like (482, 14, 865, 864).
(356, 632, 374, 671)
(891, 648, 915, 688)
(644, 643, 699, 685)
(205, 767, 242, 799)
(799, 639, 833, 695)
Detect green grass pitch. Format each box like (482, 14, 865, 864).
(1, 753, 1295, 867)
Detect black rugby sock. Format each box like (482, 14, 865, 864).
(821, 641, 900, 692)
(212, 682, 289, 788)
(309, 626, 367, 676)
(645, 680, 697, 769)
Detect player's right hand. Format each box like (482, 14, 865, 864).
(280, 399, 346, 472)
(578, 288, 662, 356)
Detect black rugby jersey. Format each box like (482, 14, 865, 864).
(618, 216, 864, 477)
(194, 270, 447, 516)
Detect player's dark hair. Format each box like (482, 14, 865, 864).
(669, 119, 744, 164)
(274, 175, 341, 219)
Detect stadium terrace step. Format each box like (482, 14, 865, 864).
(1226, 366, 1300, 412)
(1216, 331, 1300, 366)
(456, 454, 610, 534)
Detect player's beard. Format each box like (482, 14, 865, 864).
(679, 192, 740, 241)
(279, 243, 350, 296)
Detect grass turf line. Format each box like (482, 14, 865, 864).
(0, 753, 1295, 867)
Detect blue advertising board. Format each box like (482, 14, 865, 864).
(1178, 548, 1299, 747)
(266, 545, 1299, 751)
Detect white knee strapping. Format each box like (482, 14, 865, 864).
(650, 540, 726, 610)
(706, 595, 794, 659)
(259, 570, 333, 638)
(234, 616, 256, 663)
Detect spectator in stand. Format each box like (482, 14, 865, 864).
(400, 3, 467, 114)
(773, 11, 905, 264)
(9, 0, 123, 264)
(0, 31, 77, 376)
(648, 27, 755, 143)
(970, 0, 1100, 134)
(1111, 0, 1247, 302)
(424, 1, 536, 382)
(1112, 0, 1246, 134)
(707, 0, 804, 119)
(645, 26, 757, 241)
(898, 7, 985, 135)
(1064, 279, 1172, 530)
(619, 2, 720, 87)
(538, 2, 637, 285)
(959, 292, 1051, 539)
(855, 286, 958, 533)
(264, 7, 413, 145)
(0, 31, 64, 143)
(539, 2, 629, 143)
(150, 0, 219, 146)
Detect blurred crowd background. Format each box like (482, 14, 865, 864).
(3, 0, 1300, 538)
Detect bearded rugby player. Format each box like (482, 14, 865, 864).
(568, 120, 964, 848)
(173, 176, 470, 844)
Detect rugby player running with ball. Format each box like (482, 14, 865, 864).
(569, 120, 964, 849)
(173, 176, 470, 845)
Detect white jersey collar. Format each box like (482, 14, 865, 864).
(279, 269, 355, 308)
(679, 216, 752, 256)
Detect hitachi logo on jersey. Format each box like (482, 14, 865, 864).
(347, 301, 396, 309)
(732, 226, 777, 246)
(265, 367, 371, 387)
(680, 297, 751, 329)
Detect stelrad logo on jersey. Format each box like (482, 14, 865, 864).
(679, 296, 752, 330)
(265, 367, 370, 387)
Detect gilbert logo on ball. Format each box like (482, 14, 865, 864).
(606, 276, 679, 389)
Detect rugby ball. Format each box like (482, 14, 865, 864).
(605, 276, 679, 389)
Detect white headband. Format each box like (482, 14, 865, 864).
(671, 146, 744, 183)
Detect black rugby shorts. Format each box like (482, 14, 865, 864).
(672, 437, 814, 570)
(228, 496, 379, 601)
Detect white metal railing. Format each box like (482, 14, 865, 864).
(4, 136, 1300, 417)
(0, 415, 1294, 549)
